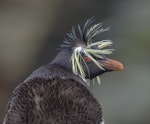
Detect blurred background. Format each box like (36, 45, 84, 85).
(0, 0, 150, 123)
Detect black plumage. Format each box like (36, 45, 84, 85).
(3, 18, 123, 124)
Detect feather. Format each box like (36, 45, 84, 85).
(60, 18, 114, 85)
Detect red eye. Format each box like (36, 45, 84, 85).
(84, 56, 90, 62)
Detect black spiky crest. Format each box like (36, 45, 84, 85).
(59, 18, 110, 50)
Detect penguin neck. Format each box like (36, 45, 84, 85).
(50, 50, 72, 72)
(49, 50, 88, 86)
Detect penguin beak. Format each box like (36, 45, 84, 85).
(101, 58, 123, 71)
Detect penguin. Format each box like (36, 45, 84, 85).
(3, 18, 123, 124)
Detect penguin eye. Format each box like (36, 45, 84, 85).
(83, 56, 91, 63)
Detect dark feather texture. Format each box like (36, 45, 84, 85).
(3, 64, 103, 124)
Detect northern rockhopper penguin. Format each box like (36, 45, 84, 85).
(3, 18, 123, 124)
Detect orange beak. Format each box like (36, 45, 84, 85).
(101, 59, 123, 71)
